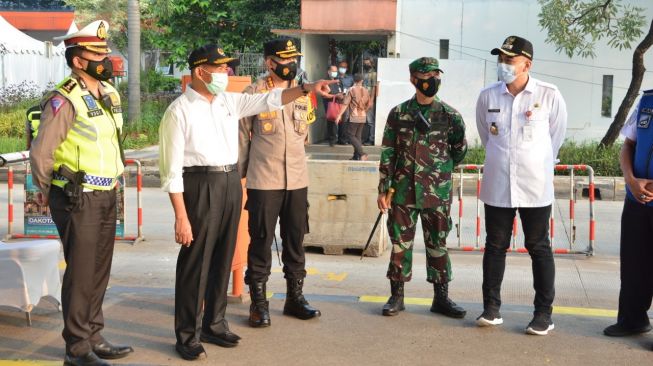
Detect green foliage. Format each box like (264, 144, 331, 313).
(0, 100, 38, 140)
(538, 0, 646, 58)
(122, 98, 169, 149)
(464, 141, 622, 176)
(141, 69, 180, 93)
(151, 0, 300, 67)
(0, 137, 24, 154)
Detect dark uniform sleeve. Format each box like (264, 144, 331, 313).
(448, 110, 467, 165)
(378, 107, 398, 194)
(29, 93, 75, 195)
(238, 84, 256, 179)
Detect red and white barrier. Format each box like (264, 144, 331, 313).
(452, 164, 595, 256)
(2, 155, 145, 244)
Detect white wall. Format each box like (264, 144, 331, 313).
(395, 0, 653, 143)
(376, 58, 485, 144)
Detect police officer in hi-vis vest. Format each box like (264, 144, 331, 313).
(603, 90, 653, 348)
(239, 38, 320, 328)
(30, 20, 133, 366)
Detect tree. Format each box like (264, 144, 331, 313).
(127, 0, 141, 124)
(538, 0, 652, 147)
(150, 0, 300, 67)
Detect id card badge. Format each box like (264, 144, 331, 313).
(523, 125, 534, 142)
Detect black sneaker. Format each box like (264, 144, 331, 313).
(476, 309, 503, 327)
(526, 313, 554, 335)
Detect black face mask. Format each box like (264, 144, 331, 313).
(363, 64, 372, 71)
(271, 60, 297, 81)
(413, 76, 440, 97)
(80, 56, 113, 81)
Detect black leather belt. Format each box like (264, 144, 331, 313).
(183, 165, 237, 173)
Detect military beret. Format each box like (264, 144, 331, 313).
(264, 38, 303, 59)
(188, 43, 239, 69)
(491, 35, 533, 60)
(409, 57, 444, 74)
(54, 20, 111, 54)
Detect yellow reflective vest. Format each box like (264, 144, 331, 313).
(50, 76, 124, 191)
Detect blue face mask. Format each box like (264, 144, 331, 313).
(329, 71, 338, 78)
(338, 67, 347, 74)
(497, 62, 517, 84)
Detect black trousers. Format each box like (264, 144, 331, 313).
(482, 204, 555, 315)
(617, 198, 653, 329)
(49, 186, 116, 357)
(244, 188, 308, 283)
(346, 122, 365, 159)
(175, 171, 242, 346)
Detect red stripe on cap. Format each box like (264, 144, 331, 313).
(65, 36, 104, 46)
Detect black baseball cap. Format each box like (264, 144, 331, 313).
(188, 43, 240, 69)
(264, 38, 303, 59)
(491, 36, 533, 60)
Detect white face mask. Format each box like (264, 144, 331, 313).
(201, 69, 229, 95)
(338, 67, 347, 74)
(497, 62, 518, 84)
(329, 71, 338, 78)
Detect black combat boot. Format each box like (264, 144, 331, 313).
(382, 280, 405, 316)
(248, 281, 271, 327)
(283, 279, 321, 319)
(430, 282, 466, 318)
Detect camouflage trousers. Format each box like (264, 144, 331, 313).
(386, 204, 452, 284)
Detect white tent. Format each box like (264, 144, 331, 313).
(0, 15, 70, 91)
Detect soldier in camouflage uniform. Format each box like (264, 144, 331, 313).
(377, 57, 467, 318)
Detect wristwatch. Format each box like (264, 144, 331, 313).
(300, 81, 310, 95)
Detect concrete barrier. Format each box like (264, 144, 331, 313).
(304, 159, 388, 257)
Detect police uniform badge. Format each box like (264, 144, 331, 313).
(61, 79, 78, 93)
(638, 108, 651, 129)
(262, 121, 274, 134)
(97, 21, 108, 39)
(82, 95, 103, 117)
(490, 122, 499, 135)
(503, 36, 515, 50)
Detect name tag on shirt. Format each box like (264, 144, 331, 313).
(523, 125, 534, 141)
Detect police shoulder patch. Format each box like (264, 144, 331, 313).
(61, 79, 78, 93)
(50, 95, 67, 116)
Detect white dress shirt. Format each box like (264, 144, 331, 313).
(159, 86, 283, 193)
(476, 77, 568, 208)
(621, 107, 638, 141)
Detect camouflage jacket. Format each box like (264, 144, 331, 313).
(378, 96, 467, 209)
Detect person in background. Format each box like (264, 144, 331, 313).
(336, 60, 353, 144)
(362, 56, 378, 145)
(322, 64, 344, 147)
(336, 73, 372, 160)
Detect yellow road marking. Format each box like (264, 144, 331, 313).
(360, 295, 431, 306)
(324, 272, 348, 282)
(553, 306, 617, 318)
(0, 361, 60, 366)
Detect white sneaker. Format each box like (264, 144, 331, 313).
(476, 310, 503, 327)
(525, 313, 555, 335)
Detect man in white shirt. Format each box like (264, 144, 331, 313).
(159, 44, 334, 361)
(474, 36, 567, 336)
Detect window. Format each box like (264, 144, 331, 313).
(601, 75, 613, 117)
(439, 39, 449, 60)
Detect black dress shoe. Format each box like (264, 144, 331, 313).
(200, 330, 240, 348)
(92, 341, 133, 360)
(64, 352, 110, 366)
(604, 323, 653, 337)
(175, 342, 206, 361)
